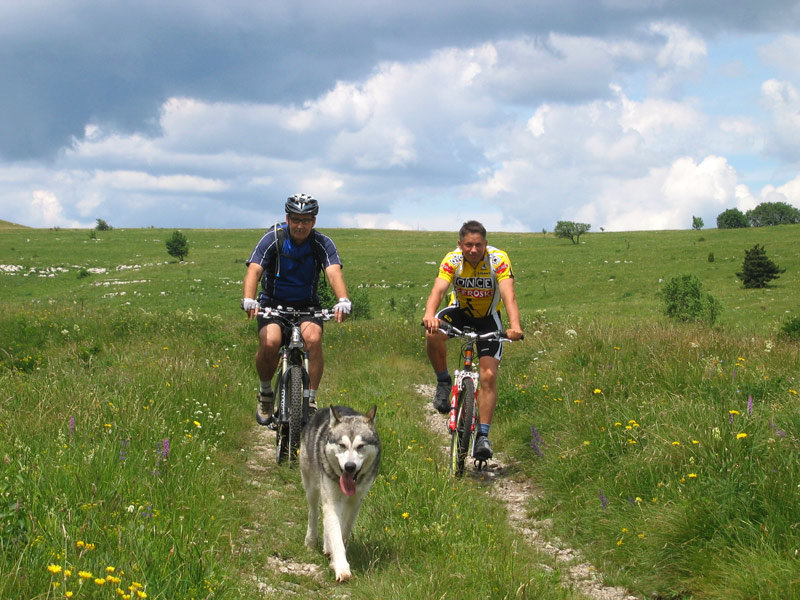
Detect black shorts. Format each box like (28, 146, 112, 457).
(256, 300, 324, 345)
(435, 306, 504, 361)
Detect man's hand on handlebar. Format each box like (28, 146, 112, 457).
(332, 298, 352, 323)
(505, 327, 524, 341)
(242, 297, 259, 320)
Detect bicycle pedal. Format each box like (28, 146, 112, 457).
(474, 458, 488, 471)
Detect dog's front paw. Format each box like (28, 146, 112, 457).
(332, 560, 351, 582)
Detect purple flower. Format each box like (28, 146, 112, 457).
(68, 416, 75, 437)
(747, 395, 753, 415)
(599, 489, 609, 510)
(770, 420, 787, 438)
(119, 439, 129, 461)
(530, 424, 545, 457)
(160, 438, 170, 460)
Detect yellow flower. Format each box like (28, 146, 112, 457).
(47, 564, 63, 575)
(95, 578, 107, 586)
(66, 592, 74, 598)
(78, 571, 93, 580)
(672, 441, 680, 446)
(136, 590, 147, 598)
(401, 512, 410, 519)
(790, 389, 797, 395)
(729, 409, 740, 415)
(76, 541, 85, 548)
(583, 441, 591, 446)
(737, 432, 748, 440)
(193, 420, 201, 428)
(106, 566, 116, 574)
(593, 388, 602, 395)
(688, 473, 698, 478)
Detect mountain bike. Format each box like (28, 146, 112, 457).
(436, 323, 517, 476)
(256, 306, 333, 464)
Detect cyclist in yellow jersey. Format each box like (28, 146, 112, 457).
(422, 220, 523, 461)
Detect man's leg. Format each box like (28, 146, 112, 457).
(426, 330, 452, 413)
(473, 355, 500, 460)
(301, 321, 324, 390)
(256, 323, 282, 419)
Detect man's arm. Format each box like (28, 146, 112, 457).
(325, 264, 350, 322)
(242, 262, 264, 319)
(498, 278, 523, 340)
(422, 277, 451, 332)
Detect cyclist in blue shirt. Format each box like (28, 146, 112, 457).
(242, 194, 351, 422)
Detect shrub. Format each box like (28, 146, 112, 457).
(95, 218, 112, 231)
(658, 274, 722, 325)
(780, 315, 800, 340)
(165, 230, 190, 262)
(736, 244, 784, 288)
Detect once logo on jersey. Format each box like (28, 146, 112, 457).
(455, 276, 494, 289)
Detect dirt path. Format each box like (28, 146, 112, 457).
(243, 394, 639, 599)
(415, 384, 640, 600)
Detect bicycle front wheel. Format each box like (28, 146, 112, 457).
(287, 364, 304, 461)
(449, 378, 475, 477)
(275, 378, 289, 464)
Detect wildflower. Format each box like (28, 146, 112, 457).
(599, 489, 609, 510)
(747, 395, 753, 414)
(790, 389, 798, 396)
(106, 566, 116, 574)
(688, 473, 698, 479)
(616, 539, 623, 546)
(69, 416, 75, 436)
(729, 410, 740, 415)
(78, 571, 93, 580)
(593, 388, 602, 395)
(47, 564, 63, 575)
(401, 512, 410, 519)
(76, 541, 85, 548)
(583, 440, 591, 446)
(193, 420, 201, 428)
(95, 578, 107, 586)
(672, 441, 680, 446)
(66, 593, 74, 598)
(737, 432, 748, 440)
(692, 440, 700, 445)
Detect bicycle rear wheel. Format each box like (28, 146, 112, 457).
(449, 378, 475, 477)
(287, 364, 304, 461)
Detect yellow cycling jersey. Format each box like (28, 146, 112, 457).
(437, 246, 514, 318)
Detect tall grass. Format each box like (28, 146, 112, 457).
(1, 224, 799, 598)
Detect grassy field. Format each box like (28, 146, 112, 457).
(1, 224, 798, 599)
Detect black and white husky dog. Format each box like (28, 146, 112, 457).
(299, 405, 380, 582)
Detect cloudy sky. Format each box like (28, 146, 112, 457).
(2, 1, 800, 232)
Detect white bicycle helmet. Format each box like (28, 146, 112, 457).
(285, 193, 319, 216)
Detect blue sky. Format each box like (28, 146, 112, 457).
(2, 1, 800, 232)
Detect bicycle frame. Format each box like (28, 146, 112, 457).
(257, 306, 333, 463)
(435, 322, 515, 475)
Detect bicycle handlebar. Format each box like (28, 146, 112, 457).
(257, 306, 335, 321)
(424, 321, 523, 342)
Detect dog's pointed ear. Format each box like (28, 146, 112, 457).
(364, 405, 377, 422)
(331, 405, 343, 424)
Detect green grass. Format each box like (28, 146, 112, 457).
(1, 224, 799, 599)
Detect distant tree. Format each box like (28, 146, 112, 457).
(166, 230, 189, 262)
(716, 208, 749, 229)
(554, 221, 591, 244)
(746, 201, 800, 227)
(736, 244, 784, 288)
(692, 216, 704, 230)
(95, 218, 112, 231)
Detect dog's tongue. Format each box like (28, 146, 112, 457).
(340, 472, 356, 496)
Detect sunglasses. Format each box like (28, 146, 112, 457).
(288, 216, 315, 225)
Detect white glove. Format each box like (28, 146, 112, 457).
(241, 298, 260, 311)
(333, 297, 352, 315)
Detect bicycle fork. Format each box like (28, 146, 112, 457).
(448, 369, 479, 432)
